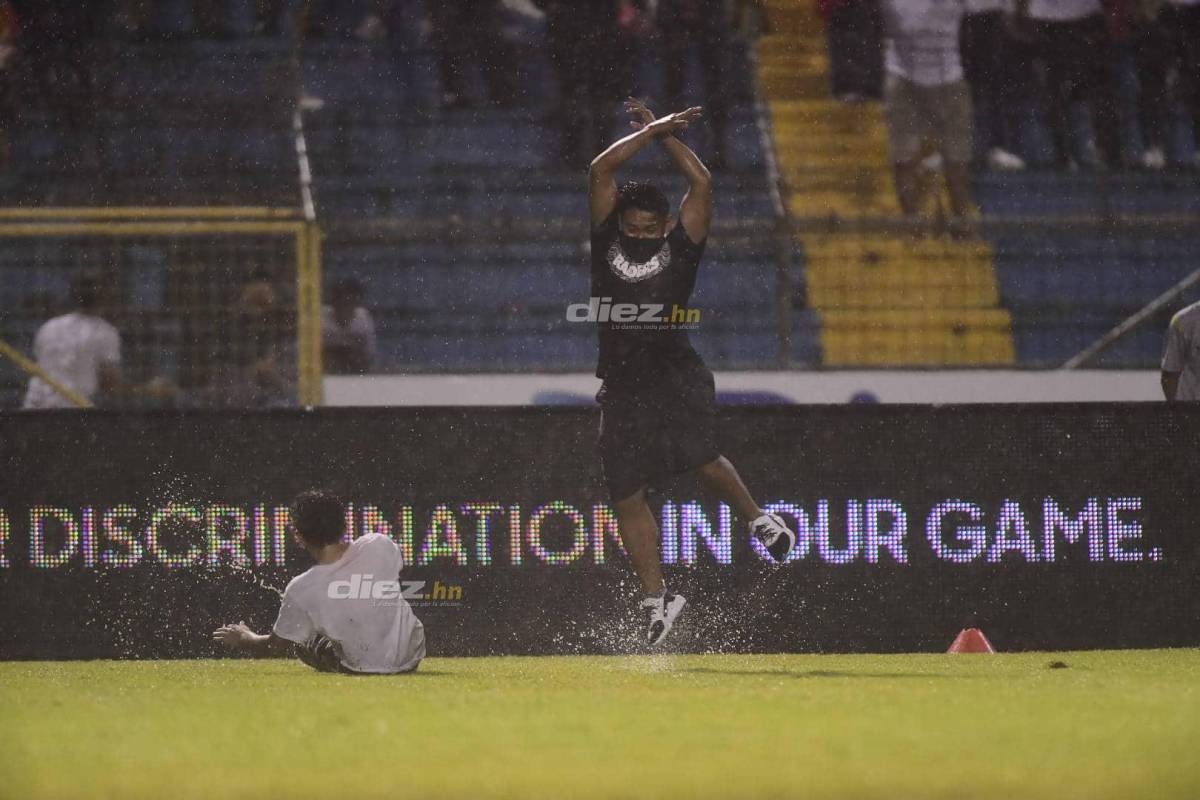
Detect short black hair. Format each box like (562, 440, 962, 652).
(291, 490, 346, 547)
(616, 181, 670, 220)
(331, 278, 363, 303)
(72, 274, 101, 310)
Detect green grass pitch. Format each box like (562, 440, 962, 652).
(2, 650, 1197, 799)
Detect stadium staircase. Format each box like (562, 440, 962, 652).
(756, 0, 1014, 366)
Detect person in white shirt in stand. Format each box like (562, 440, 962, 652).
(22, 274, 121, 409)
(213, 489, 426, 674)
(1161, 300, 1200, 403)
(881, 0, 975, 233)
(321, 278, 377, 374)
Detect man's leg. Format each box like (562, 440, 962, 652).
(613, 487, 687, 644)
(613, 487, 665, 595)
(944, 161, 975, 230)
(892, 161, 923, 218)
(430, 1, 467, 106)
(1178, 7, 1200, 151)
(660, 14, 688, 110)
(699, 20, 729, 168)
(601, 387, 689, 645)
(695, 456, 762, 523)
(1039, 22, 1074, 168)
(937, 81, 976, 224)
(694, 456, 796, 562)
(883, 75, 925, 222)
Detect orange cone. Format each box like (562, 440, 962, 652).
(947, 628, 995, 654)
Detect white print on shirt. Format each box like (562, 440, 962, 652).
(607, 239, 672, 282)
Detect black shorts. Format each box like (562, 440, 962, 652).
(596, 357, 720, 502)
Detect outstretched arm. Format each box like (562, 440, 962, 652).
(213, 621, 294, 657)
(589, 107, 704, 228)
(1161, 371, 1180, 402)
(626, 99, 712, 242)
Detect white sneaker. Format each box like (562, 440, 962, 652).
(987, 147, 1027, 171)
(751, 513, 797, 563)
(1142, 147, 1166, 171)
(642, 592, 686, 646)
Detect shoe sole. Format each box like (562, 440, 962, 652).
(767, 529, 796, 563)
(648, 596, 687, 646)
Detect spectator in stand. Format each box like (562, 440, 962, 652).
(22, 274, 173, 409)
(656, 0, 731, 168)
(1015, 0, 1119, 169)
(322, 279, 377, 374)
(192, 274, 296, 408)
(1108, 0, 1165, 170)
(536, 0, 623, 168)
(820, 0, 883, 102)
(429, 0, 516, 108)
(1162, 0, 1200, 167)
(1130, 0, 1200, 169)
(960, 0, 1027, 170)
(22, 275, 120, 409)
(0, 0, 16, 174)
(1161, 299, 1200, 402)
(881, 0, 974, 231)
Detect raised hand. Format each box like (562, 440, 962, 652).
(644, 105, 704, 138)
(625, 97, 657, 131)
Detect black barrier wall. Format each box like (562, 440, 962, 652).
(1, 406, 1198, 659)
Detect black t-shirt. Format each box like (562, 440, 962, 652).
(590, 213, 707, 381)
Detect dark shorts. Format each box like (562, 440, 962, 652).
(597, 356, 720, 502)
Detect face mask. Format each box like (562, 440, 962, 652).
(619, 232, 666, 264)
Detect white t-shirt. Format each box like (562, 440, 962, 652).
(321, 305, 377, 366)
(1162, 301, 1200, 402)
(273, 532, 426, 673)
(883, 0, 966, 87)
(965, 0, 1012, 12)
(1026, 0, 1101, 21)
(23, 312, 121, 409)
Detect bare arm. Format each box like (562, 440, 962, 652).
(97, 363, 176, 404)
(626, 99, 712, 242)
(213, 622, 294, 657)
(589, 108, 703, 228)
(1161, 372, 1180, 402)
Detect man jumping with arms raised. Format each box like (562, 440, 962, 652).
(589, 99, 797, 646)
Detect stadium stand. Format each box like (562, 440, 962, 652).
(757, 0, 1199, 370)
(757, 0, 1014, 366)
(305, 29, 814, 372)
(3, 0, 1200, 408)
(5, 39, 295, 206)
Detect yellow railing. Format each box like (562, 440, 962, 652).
(0, 207, 323, 407)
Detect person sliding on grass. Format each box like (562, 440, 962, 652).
(587, 99, 797, 647)
(213, 489, 425, 674)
